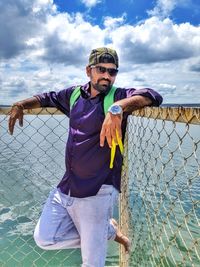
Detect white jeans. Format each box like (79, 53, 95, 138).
(34, 185, 119, 267)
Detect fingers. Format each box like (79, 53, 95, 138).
(8, 109, 24, 135)
(100, 127, 106, 147)
(106, 128, 112, 148)
(100, 126, 112, 148)
(110, 126, 117, 144)
(116, 121, 122, 140)
(116, 130, 124, 154)
(100, 113, 122, 148)
(19, 113, 23, 127)
(8, 116, 16, 135)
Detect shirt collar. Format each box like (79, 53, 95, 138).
(80, 82, 91, 98)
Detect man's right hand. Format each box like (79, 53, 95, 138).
(8, 104, 24, 135)
(8, 97, 41, 135)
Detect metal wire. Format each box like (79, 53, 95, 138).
(0, 106, 199, 267)
(0, 107, 119, 267)
(0, 108, 81, 267)
(120, 107, 200, 267)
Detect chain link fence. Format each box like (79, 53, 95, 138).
(0, 106, 199, 267)
(120, 106, 200, 267)
(0, 107, 118, 267)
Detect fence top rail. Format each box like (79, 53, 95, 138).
(132, 106, 200, 125)
(0, 106, 200, 125)
(0, 107, 62, 115)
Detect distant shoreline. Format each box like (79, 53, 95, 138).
(1, 103, 200, 108)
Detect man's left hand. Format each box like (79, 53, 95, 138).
(100, 112, 122, 148)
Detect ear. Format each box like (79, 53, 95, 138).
(86, 66, 91, 77)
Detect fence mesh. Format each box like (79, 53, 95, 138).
(120, 107, 200, 267)
(0, 106, 199, 267)
(0, 107, 118, 267)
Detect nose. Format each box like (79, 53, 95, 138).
(103, 70, 111, 79)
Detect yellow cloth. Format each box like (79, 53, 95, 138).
(109, 130, 124, 169)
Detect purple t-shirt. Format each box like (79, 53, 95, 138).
(35, 82, 163, 198)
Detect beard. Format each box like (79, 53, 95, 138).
(92, 78, 112, 93)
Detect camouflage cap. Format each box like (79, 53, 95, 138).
(88, 47, 119, 68)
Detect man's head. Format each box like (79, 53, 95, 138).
(86, 47, 119, 94)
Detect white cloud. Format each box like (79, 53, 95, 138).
(189, 60, 200, 72)
(0, 0, 199, 105)
(159, 83, 177, 91)
(148, 0, 190, 18)
(80, 0, 102, 8)
(0, 0, 105, 64)
(104, 14, 126, 29)
(33, 0, 57, 13)
(0, 0, 56, 59)
(110, 17, 200, 64)
(41, 12, 105, 65)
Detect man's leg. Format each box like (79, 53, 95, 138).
(34, 188, 80, 250)
(110, 219, 131, 253)
(67, 185, 118, 267)
(34, 186, 130, 262)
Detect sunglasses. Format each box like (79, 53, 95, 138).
(90, 65, 118, 77)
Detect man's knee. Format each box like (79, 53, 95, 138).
(33, 228, 54, 250)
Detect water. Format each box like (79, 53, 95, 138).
(126, 117, 200, 266)
(0, 114, 119, 267)
(0, 113, 199, 267)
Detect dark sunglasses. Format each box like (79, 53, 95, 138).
(90, 65, 118, 77)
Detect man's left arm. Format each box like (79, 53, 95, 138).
(100, 89, 163, 148)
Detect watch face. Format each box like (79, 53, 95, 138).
(112, 105, 121, 113)
(109, 105, 122, 114)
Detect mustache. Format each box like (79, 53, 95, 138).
(98, 78, 111, 83)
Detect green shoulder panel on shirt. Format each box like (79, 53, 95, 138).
(103, 86, 117, 115)
(69, 86, 81, 109)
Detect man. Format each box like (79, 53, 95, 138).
(9, 47, 163, 267)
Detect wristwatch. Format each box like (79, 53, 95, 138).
(108, 104, 123, 115)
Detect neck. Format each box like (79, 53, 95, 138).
(90, 86, 100, 98)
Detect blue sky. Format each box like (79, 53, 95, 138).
(54, 0, 199, 26)
(54, 0, 154, 25)
(0, 0, 200, 104)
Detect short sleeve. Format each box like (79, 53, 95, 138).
(34, 86, 75, 117)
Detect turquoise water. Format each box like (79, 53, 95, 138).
(0, 113, 199, 267)
(126, 117, 200, 267)
(0, 114, 119, 267)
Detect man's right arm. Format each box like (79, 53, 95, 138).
(9, 96, 41, 135)
(8, 85, 78, 135)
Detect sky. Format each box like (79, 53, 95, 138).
(0, 0, 199, 105)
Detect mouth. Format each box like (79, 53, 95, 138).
(99, 79, 110, 86)
(93, 81, 111, 93)
(100, 82, 109, 88)
(99, 83, 110, 91)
